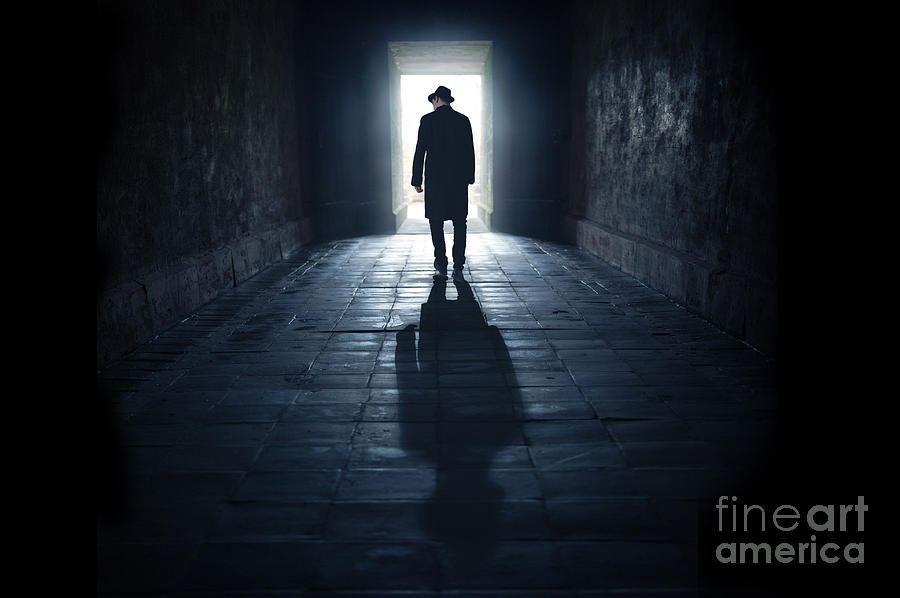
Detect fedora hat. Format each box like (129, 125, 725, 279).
(427, 85, 454, 103)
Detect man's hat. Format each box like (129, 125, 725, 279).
(428, 85, 454, 103)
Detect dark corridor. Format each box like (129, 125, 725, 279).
(95, 0, 871, 595)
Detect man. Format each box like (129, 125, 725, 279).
(411, 85, 475, 282)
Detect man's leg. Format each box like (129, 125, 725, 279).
(451, 218, 466, 281)
(451, 218, 467, 268)
(429, 218, 448, 276)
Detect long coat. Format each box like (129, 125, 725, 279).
(411, 104, 475, 221)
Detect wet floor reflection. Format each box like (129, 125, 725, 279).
(396, 278, 523, 572)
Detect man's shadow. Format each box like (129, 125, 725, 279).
(396, 278, 522, 572)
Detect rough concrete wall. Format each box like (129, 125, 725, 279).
(564, 0, 777, 356)
(96, 0, 312, 370)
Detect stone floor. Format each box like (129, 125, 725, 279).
(96, 219, 778, 596)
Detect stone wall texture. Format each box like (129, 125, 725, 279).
(96, 0, 311, 369)
(564, 0, 777, 356)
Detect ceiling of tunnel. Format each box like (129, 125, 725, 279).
(388, 41, 492, 74)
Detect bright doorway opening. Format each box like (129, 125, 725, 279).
(401, 75, 482, 218)
(388, 41, 493, 232)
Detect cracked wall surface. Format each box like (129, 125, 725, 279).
(96, 0, 312, 369)
(563, 0, 777, 356)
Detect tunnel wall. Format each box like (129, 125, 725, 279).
(96, 0, 312, 370)
(563, 0, 777, 356)
(488, 8, 567, 240)
(296, 2, 397, 242)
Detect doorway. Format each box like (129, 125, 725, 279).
(388, 41, 493, 232)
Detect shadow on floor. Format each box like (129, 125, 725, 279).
(396, 277, 522, 574)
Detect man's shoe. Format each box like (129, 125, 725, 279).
(434, 259, 448, 279)
(451, 266, 464, 281)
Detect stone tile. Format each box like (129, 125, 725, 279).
(183, 363, 252, 377)
(301, 373, 371, 389)
(517, 387, 587, 403)
(119, 424, 190, 446)
(419, 499, 553, 543)
(515, 399, 595, 420)
(230, 374, 304, 390)
(440, 421, 525, 445)
(231, 470, 340, 501)
(556, 541, 697, 588)
(630, 468, 733, 500)
(131, 472, 245, 506)
(315, 350, 380, 363)
(437, 469, 543, 499)
(336, 469, 437, 500)
(167, 374, 239, 392)
(544, 498, 668, 539)
(508, 359, 568, 373)
(314, 542, 439, 589)
(325, 502, 431, 540)
(268, 421, 357, 444)
(579, 387, 653, 402)
(371, 372, 438, 388)
(508, 371, 575, 387)
(538, 470, 643, 498)
(589, 399, 675, 419)
(529, 443, 625, 470)
(162, 444, 262, 471)
(180, 422, 275, 445)
(98, 503, 224, 544)
(353, 421, 437, 446)
(208, 502, 330, 539)
(253, 444, 350, 470)
(182, 541, 320, 590)
(220, 389, 301, 405)
(202, 404, 286, 423)
(439, 372, 509, 387)
(369, 387, 439, 403)
(439, 400, 519, 421)
(506, 349, 560, 361)
(362, 402, 439, 421)
(281, 403, 363, 421)
(618, 441, 723, 468)
(439, 444, 533, 468)
(555, 348, 619, 361)
(569, 371, 645, 386)
(294, 387, 371, 403)
(440, 387, 518, 402)
(638, 371, 717, 386)
(348, 444, 438, 468)
(523, 420, 612, 445)
(308, 360, 376, 374)
(605, 419, 700, 442)
(436, 349, 499, 361)
(97, 543, 199, 593)
(437, 541, 566, 589)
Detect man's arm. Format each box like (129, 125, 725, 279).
(411, 116, 427, 191)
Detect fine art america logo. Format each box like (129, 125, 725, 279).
(714, 496, 866, 565)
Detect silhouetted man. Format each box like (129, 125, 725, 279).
(411, 85, 475, 282)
